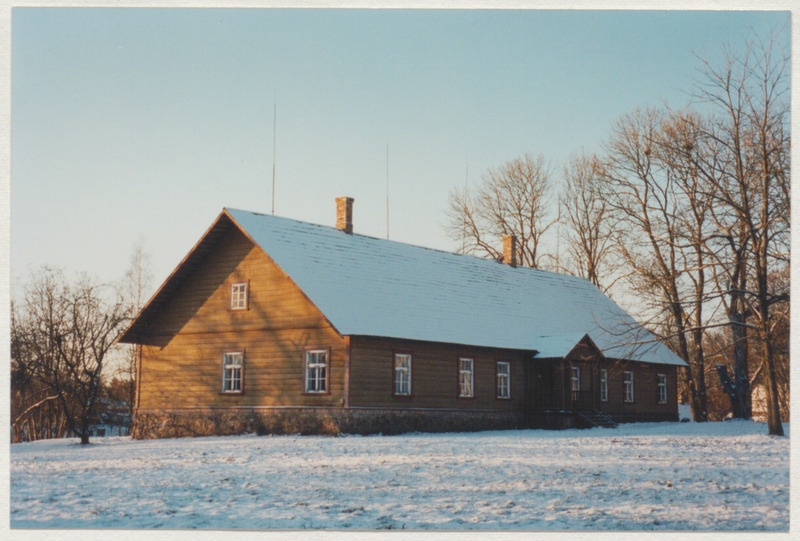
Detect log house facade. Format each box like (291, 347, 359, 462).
(120, 199, 685, 438)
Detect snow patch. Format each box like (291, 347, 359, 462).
(10, 421, 788, 531)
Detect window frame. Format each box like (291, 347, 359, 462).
(221, 351, 244, 394)
(623, 370, 635, 403)
(599, 368, 609, 402)
(304, 348, 330, 394)
(458, 357, 474, 398)
(230, 281, 249, 311)
(570, 366, 581, 392)
(657, 373, 668, 404)
(496, 361, 511, 400)
(393, 353, 413, 397)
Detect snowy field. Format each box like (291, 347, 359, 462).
(10, 420, 789, 533)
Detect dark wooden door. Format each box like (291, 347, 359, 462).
(534, 363, 555, 410)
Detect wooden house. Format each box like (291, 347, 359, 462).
(119, 198, 686, 438)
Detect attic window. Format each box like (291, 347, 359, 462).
(231, 282, 248, 310)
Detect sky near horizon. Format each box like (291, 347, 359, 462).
(10, 7, 791, 297)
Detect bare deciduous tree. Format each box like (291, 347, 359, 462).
(561, 153, 616, 289)
(12, 267, 132, 444)
(688, 32, 790, 435)
(599, 107, 713, 422)
(446, 153, 556, 268)
(118, 242, 154, 434)
(11, 297, 69, 442)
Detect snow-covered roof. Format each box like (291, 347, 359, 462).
(226, 208, 685, 366)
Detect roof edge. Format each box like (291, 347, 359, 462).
(222, 209, 346, 340)
(117, 209, 234, 344)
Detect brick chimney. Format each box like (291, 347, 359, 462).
(336, 197, 354, 234)
(502, 235, 517, 267)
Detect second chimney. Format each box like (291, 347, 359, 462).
(336, 197, 354, 234)
(502, 235, 517, 268)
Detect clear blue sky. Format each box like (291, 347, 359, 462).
(10, 7, 791, 293)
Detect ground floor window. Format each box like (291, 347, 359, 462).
(657, 374, 667, 404)
(496, 361, 511, 399)
(600, 368, 608, 402)
(222, 351, 244, 393)
(569, 366, 581, 402)
(570, 366, 580, 392)
(459, 358, 474, 397)
(305, 349, 328, 393)
(624, 370, 634, 403)
(394, 353, 412, 396)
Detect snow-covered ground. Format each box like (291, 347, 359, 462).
(10, 420, 789, 532)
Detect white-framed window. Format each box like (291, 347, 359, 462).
(496, 361, 511, 399)
(624, 370, 634, 403)
(459, 357, 474, 397)
(231, 282, 248, 310)
(304, 349, 328, 393)
(599, 369, 608, 402)
(394, 353, 412, 396)
(222, 351, 244, 393)
(657, 374, 668, 404)
(570, 366, 581, 392)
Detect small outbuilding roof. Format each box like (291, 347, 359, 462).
(213, 208, 684, 366)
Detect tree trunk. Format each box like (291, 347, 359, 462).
(716, 364, 745, 418)
(729, 296, 752, 419)
(762, 339, 784, 436)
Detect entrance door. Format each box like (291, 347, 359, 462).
(534, 363, 555, 410)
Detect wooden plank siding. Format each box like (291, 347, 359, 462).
(533, 350, 679, 422)
(596, 360, 678, 421)
(138, 329, 346, 410)
(140, 225, 337, 343)
(132, 220, 679, 430)
(348, 336, 528, 413)
(136, 226, 347, 411)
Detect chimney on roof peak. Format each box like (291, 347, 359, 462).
(502, 235, 518, 268)
(336, 197, 354, 234)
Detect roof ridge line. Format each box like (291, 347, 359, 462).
(224, 207, 589, 282)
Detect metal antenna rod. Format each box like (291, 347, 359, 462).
(462, 161, 468, 253)
(555, 192, 562, 272)
(386, 143, 390, 240)
(271, 102, 277, 215)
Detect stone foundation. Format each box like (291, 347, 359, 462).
(610, 412, 680, 424)
(528, 411, 581, 430)
(132, 407, 524, 439)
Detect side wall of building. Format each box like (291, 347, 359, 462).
(131, 224, 679, 438)
(532, 342, 680, 427)
(596, 360, 679, 422)
(133, 227, 348, 438)
(348, 336, 527, 416)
